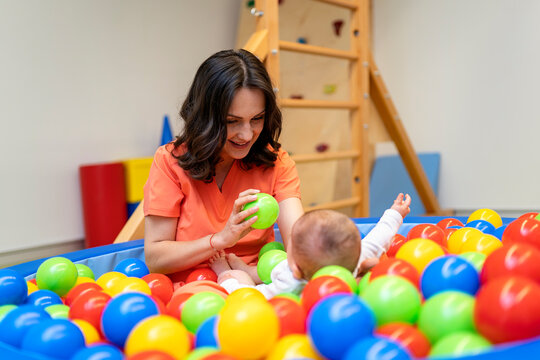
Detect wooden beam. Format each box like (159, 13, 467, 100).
(114, 200, 145, 243)
(292, 150, 360, 163)
(304, 197, 361, 212)
(280, 99, 359, 109)
(312, 0, 358, 10)
(243, 29, 269, 61)
(279, 40, 358, 60)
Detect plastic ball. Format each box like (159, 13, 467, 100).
(474, 276, 540, 343)
(72, 318, 101, 345)
(357, 272, 371, 295)
(143, 273, 174, 304)
(447, 227, 483, 254)
(376, 322, 431, 358)
(460, 233, 502, 256)
(108, 276, 152, 297)
(386, 234, 408, 257)
(307, 293, 375, 360)
(342, 336, 411, 360)
(242, 192, 280, 229)
(259, 241, 285, 258)
(68, 289, 111, 335)
(114, 258, 150, 278)
(45, 304, 70, 319)
(465, 219, 496, 234)
(166, 292, 192, 320)
(217, 295, 279, 359)
(185, 347, 219, 360)
(429, 331, 491, 357)
(481, 243, 540, 285)
(0, 304, 51, 347)
(257, 249, 287, 284)
(0, 268, 28, 305)
(96, 271, 128, 293)
(268, 296, 306, 336)
(370, 257, 420, 288)
(266, 334, 321, 360)
(195, 315, 218, 348)
(101, 292, 160, 347)
(417, 291, 475, 344)
(27, 280, 39, 295)
(502, 217, 540, 251)
(492, 225, 507, 240)
(71, 343, 124, 360)
(437, 217, 465, 229)
(64, 281, 103, 306)
(312, 265, 357, 293)
(458, 252, 486, 273)
(420, 255, 480, 298)
(20, 318, 85, 359)
(186, 268, 218, 283)
(26, 289, 63, 308)
(0, 304, 17, 322)
(300, 275, 351, 314)
(361, 275, 421, 326)
(35, 257, 78, 297)
(127, 350, 177, 360)
(75, 263, 95, 279)
(274, 291, 301, 302)
(407, 223, 447, 248)
(467, 208, 503, 228)
(181, 291, 225, 333)
(395, 238, 445, 274)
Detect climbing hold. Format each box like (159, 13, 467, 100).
(323, 84, 337, 94)
(297, 37, 308, 44)
(316, 143, 329, 153)
(290, 94, 304, 100)
(333, 19, 344, 36)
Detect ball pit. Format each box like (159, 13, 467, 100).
(2, 214, 540, 359)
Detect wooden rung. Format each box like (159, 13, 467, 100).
(281, 98, 359, 109)
(292, 150, 360, 163)
(304, 197, 361, 212)
(312, 0, 357, 10)
(279, 40, 357, 60)
(243, 29, 269, 61)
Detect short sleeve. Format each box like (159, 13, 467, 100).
(143, 146, 184, 217)
(273, 149, 301, 203)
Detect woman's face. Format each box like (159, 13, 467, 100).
(221, 87, 265, 163)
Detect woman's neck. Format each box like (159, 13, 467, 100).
(215, 158, 234, 191)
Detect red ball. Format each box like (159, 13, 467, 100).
(202, 353, 239, 360)
(301, 275, 351, 314)
(407, 224, 447, 248)
(518, 212, 539, 221)
(127, 350, 176, 360)
(165, 292, 192, 320)
(64, 282, 103, 306)
(186, 268, 218, 283)
(474, 276, 540, 343)
(142, 273, 174, 305)
(376, 322, 431, 358)
(502, 217, 540, 251)
(437, 218, 464, 229)
(386, 234, 408, 257)
(268, 296, 306, 337)
(68, 289, 111, 336)
(481, 243, 540, 285)
(370, 258, 420, 288)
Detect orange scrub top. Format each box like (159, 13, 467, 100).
(143, 143, 301, 282)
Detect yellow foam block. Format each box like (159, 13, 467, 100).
(123, 157, 153, 203)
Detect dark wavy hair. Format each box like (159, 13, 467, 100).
(172, 49, 282, 182)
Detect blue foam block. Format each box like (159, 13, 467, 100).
(370, 153, 440, 216)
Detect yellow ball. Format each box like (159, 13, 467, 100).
(96, 271, 127, 293)
(224, 287, 267, 309)
(108, 277, 152, 297)
(460, 234, 503, 256)
(395, 238, 445, 274)
(72, 319, 101, 345)
(467, 208, 503, 228)
(27, 281, 39, 295)
(125, 315, 190, 360)
(74, 276, 95, 287)
(447, 227, 483, 254)
(266, 334, 322, 360)
(218, 297, 279, 359)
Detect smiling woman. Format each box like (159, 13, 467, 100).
(142, 49, 304, 286)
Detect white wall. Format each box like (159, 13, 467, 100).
(0, 0, 241, 255)
(373, 0, 540, 214)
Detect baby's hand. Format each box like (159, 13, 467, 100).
(391, 193, 411, 219)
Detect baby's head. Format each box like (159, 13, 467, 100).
(289, 209, 361, 280)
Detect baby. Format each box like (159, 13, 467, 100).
(209, 193, 411, 299)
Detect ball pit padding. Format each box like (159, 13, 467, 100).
(370, 153, 440, 216)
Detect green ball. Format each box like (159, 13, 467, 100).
(44, 304, 70, 319)
(274, 292, 301, 302)
(185, 347, 219, 360)
(75, 263, 95, 280)
(312, 265, 358, 293)
(243, 193, 279, 229)
(36, 257, 78, 297)
(0, 304, 17, 322)
(417, 291, 476, 344)
(458, 252, 486, 273)
(181, 291, 225, 334)
(357, 272, 371, 295)
(429, 331, 491, 357)
(259, 241, 285, 258)
(361, 275, 421, 326)
(257, 249, 287, 284)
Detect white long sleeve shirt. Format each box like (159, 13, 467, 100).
(220, 209, 403, 299)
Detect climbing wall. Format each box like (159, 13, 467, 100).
(237, 0, 390, 214)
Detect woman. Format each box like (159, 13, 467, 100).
(143, 49, 304, 284)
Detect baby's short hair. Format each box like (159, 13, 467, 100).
(291, 209, 361, 279)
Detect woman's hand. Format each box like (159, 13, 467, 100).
(212, 189, 261, 250)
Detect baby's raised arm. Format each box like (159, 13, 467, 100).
(390, 193, 411, 219)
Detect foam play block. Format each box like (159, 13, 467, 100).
(370, 153, 440, 217)
(123, 157, 153, 203)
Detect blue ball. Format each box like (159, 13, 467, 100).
(20, 318, 85, 359)
(71, 343, 124, 360)
(420, 255, 480, 299)
(493, 225, 507, 240)
(343, 336, 411, 360)
(307, 293, 375, 360)
(25, 289, 63, 308)
(0, 269, 28, 306)
(100, 292, 159, 347)
(465, 220, 496, 234)
(113, 258, 150, 278)
(195, 315, 218, 348)
(0, 304, 51, 347)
